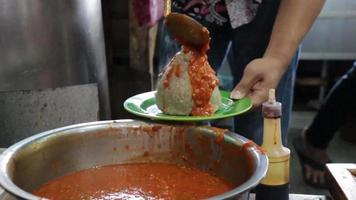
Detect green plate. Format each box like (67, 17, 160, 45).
(123, 90, 252, 122)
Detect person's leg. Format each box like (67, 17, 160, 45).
(306, 63, 356, 149)
(294, 62, 356, 187)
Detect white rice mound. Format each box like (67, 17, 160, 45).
(156, 51, 221, 116)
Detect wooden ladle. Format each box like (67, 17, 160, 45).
(165, 12, 210, 51)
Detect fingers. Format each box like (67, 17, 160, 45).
(248, 89, 267, 107)
(230, 58, 284, 107)
(231, 72, 268, 107)
(230, 69, 259, 100)
(236, 80, 271, 107)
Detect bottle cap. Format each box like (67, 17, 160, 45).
(262, 89, 282, 118)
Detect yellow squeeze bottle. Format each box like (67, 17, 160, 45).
(255, 89, 290, 200)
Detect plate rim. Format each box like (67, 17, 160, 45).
(123, 90, 252, 122)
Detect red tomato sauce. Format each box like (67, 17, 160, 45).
(163, 63, 181, 89)
(209, 127, 227, 144)
(184, 46, 219, 116)
(243, 140, 266, 154)
(163, 64, 175, 88)
(33, 163, 234, 200)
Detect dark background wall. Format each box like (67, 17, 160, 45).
(101, 0, 151, 119)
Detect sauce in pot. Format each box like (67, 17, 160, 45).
(33, 163, 234, 200)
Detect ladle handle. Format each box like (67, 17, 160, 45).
(164, 0, 171, 16)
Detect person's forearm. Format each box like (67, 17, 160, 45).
(264, 0, 325, 67)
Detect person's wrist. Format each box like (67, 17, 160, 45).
(264, 53, 289, 66)
(260, 56, 288, 78)
(263, 43, 297, 68)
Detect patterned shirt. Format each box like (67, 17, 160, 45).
(172, 0, 263, 29)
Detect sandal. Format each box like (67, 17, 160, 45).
(293, 135, 331, 189)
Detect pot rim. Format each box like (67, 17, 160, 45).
(0, 119, 268, 200)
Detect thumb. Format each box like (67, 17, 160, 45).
(230, 72, 257, 100)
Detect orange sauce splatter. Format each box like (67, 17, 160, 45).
(163, 63, 182, 89)
(214, 159, 221, 167)
(175, 64, 181, 77)
(163, 65, 175, 88)
(181, 155, 188, 162)
(209, 127, 227, 144)
(152, 125, 162, 132)
(185, 46, 219, 116)
(242, 140, 266, 154)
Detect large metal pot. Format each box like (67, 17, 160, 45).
(0, 120, 267, 200)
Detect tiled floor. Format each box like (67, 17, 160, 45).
(289, 111, 356, 196)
